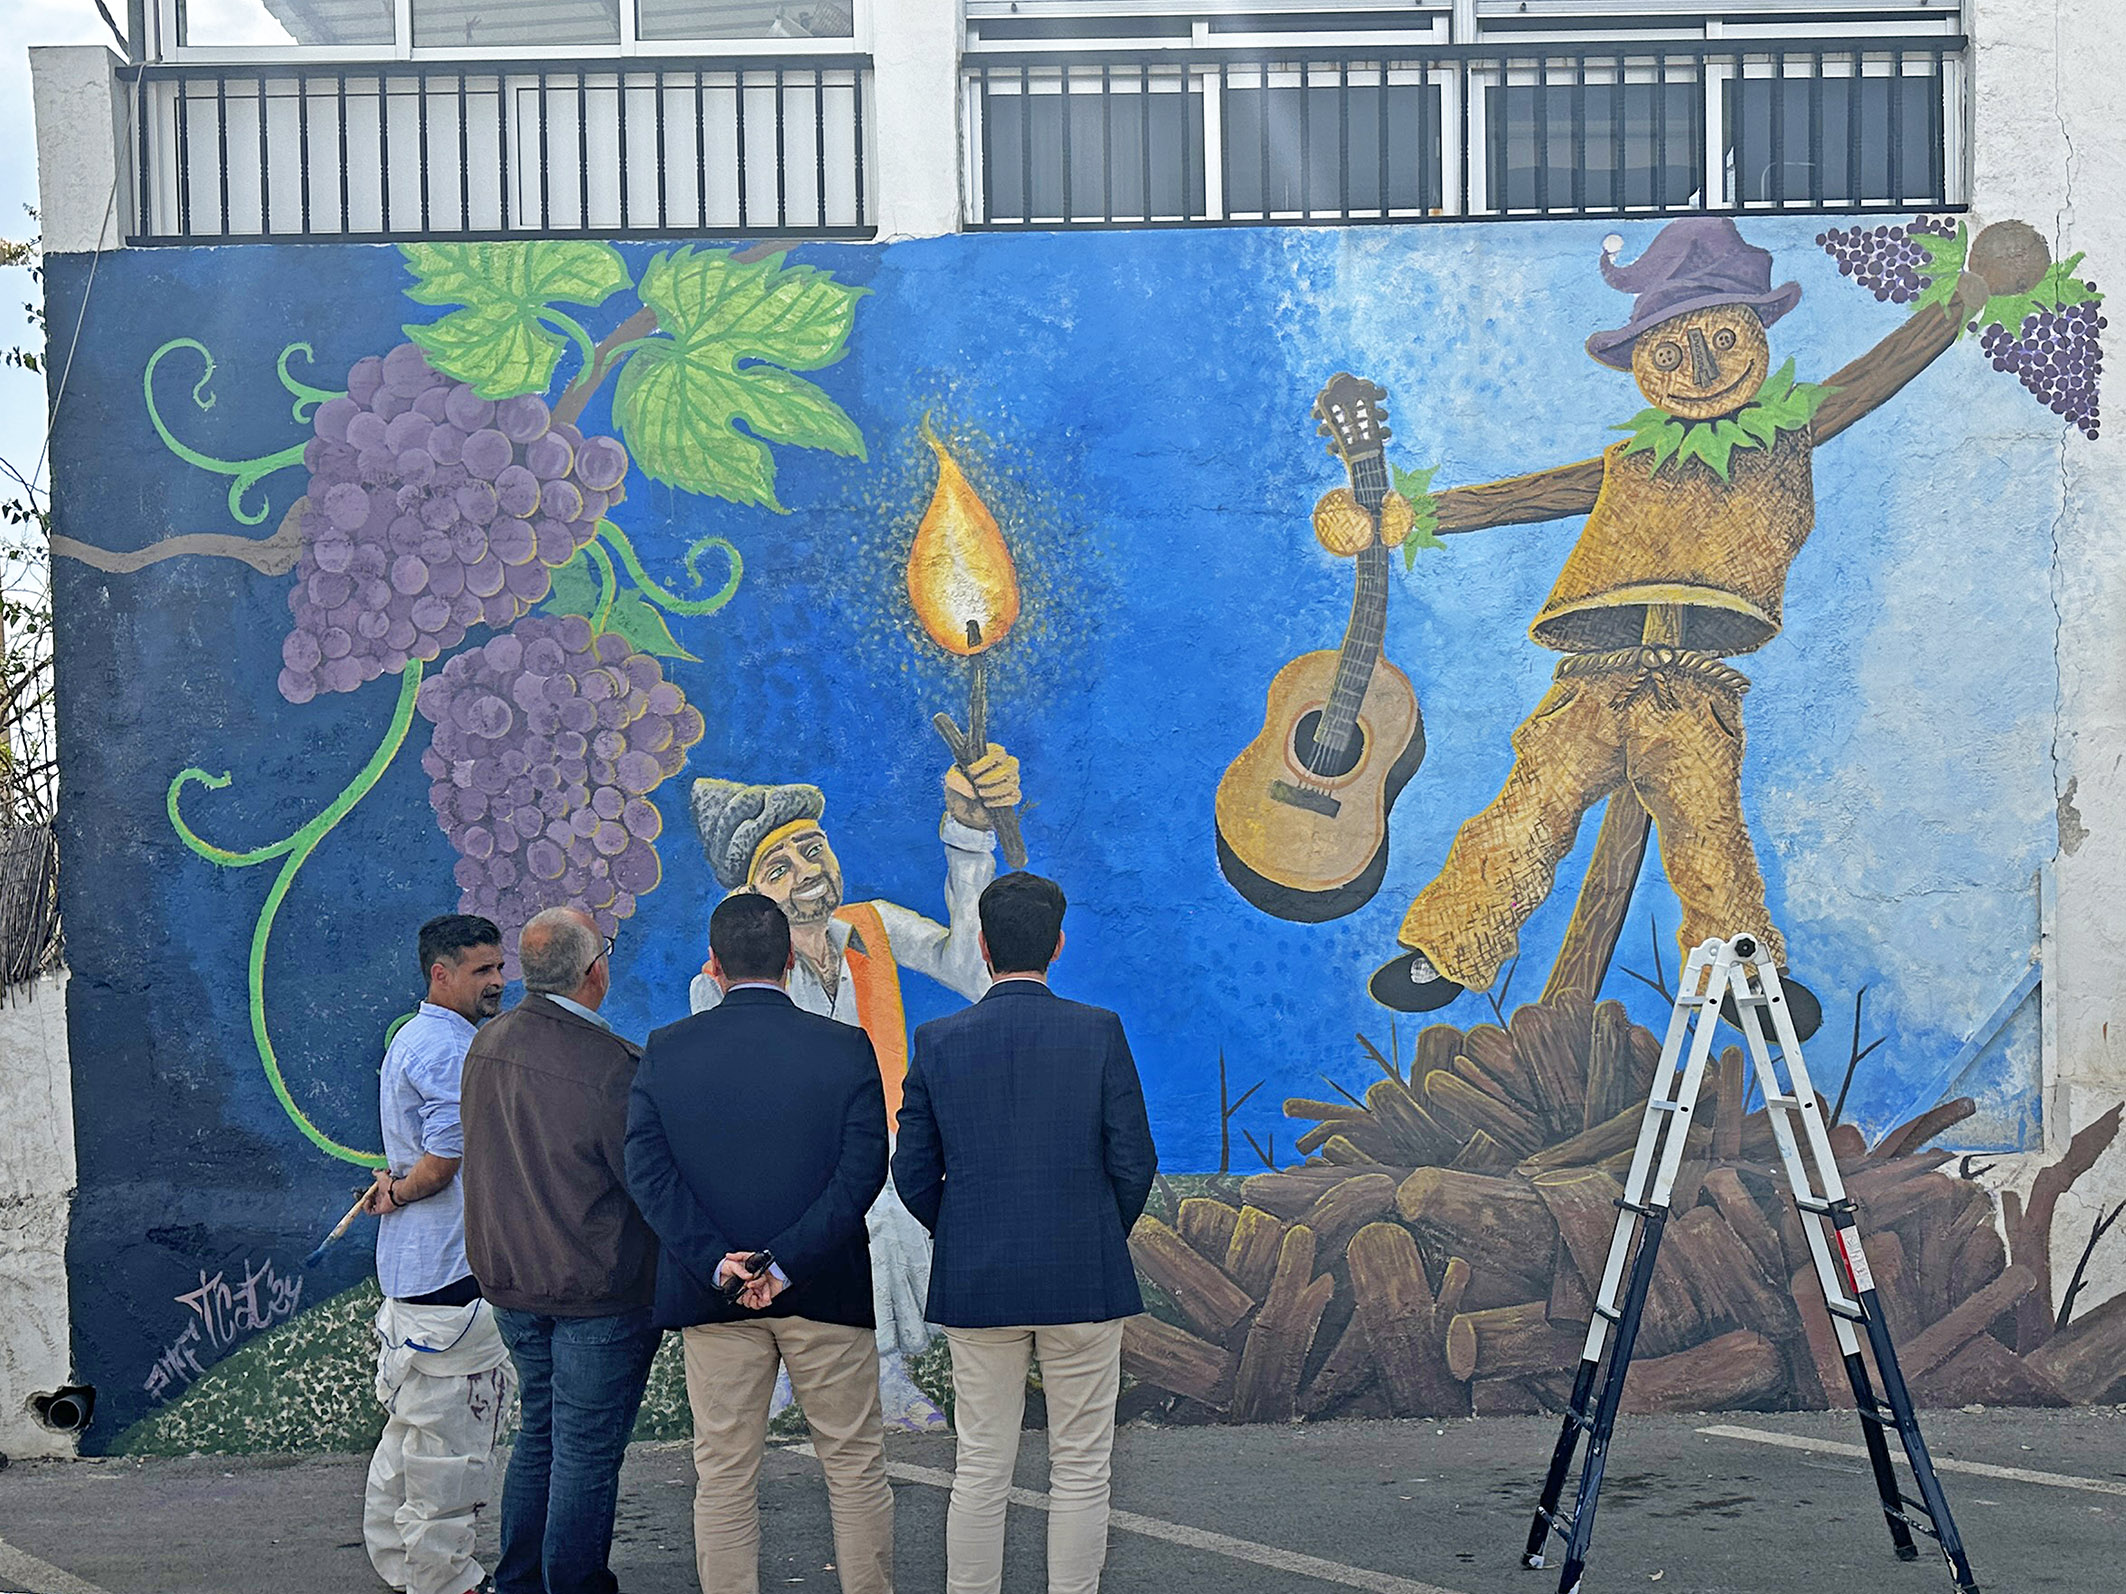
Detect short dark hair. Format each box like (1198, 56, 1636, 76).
(418, 914, 501, 981)
(978, 872, 1066, 974)
(710, 892, 793, 982)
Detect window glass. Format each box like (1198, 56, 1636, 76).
(175, 0, 332, 46)
(410, 0, 622, 48)
(638, 0, 854, 40)
(1489, 79, 1703, 211)
(1727, 70, 1944, 205)
(980, 76, 1205, 224)
(1223, 77, 1443, 217)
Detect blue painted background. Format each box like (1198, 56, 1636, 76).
(48, 220, 2058, 1442)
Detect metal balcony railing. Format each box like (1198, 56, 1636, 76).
(965, 38, 1965, 229)
(125, 56, 874, 243)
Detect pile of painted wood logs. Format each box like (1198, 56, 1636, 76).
(1123, 991, 2126, 1423)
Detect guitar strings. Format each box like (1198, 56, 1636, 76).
(1302, 444, 1392, 785)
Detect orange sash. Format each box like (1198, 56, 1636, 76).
(834, 902, 909, 1130)
(699, 903, 910, 1127)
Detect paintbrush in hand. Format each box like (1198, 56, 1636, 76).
(304, 1188, 374, 1268)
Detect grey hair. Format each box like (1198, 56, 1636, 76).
(520, 907, 601, 995)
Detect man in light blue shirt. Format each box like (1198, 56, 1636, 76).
(361, 914, 512, 1594)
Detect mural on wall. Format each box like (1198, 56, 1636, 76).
(43, 208, 2125, 1452)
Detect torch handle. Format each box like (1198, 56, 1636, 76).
(932, 713, 1030, 871)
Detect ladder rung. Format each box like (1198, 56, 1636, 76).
(1794, 1196, 1836, 1215)
(1899, 1494, 1940, 1519)
(1648, 1098, 1686, 1113)
(1538, 1506, 1579, 1533)
(1593, 1304, 1621, 1323)
(1825, 1301, 1869, 1323)
(1762, 1093, 1803, 1107)
(1614, 1197, 1665, 1217)
(1856, 1404, 1896, 1427)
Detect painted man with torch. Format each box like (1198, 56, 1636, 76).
(684, 422, 1031, 1424)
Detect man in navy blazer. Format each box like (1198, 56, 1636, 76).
(893, 872, 1157, 1594)
(625, 892, 894, 1594)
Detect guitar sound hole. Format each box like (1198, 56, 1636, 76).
(1292, 710, 1365, 780)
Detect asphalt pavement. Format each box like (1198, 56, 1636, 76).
(2, 1406, 2121, 1594)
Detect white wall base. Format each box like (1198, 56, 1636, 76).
(0, 972, 77, 1461)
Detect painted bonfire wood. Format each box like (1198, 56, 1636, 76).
(1230, 1225, 1336, 1423)
(1128, 1218, 1254, 1341)
(1346, 1221, 1465, 1416)
(1122, 1316, 1235, 1410)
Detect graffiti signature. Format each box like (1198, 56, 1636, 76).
(143, 1257, 305, 1401)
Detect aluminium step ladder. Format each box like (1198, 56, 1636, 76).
(1519, 934, 1978, 1594)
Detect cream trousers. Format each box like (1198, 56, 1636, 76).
(363, 1297, 514, 1594)
(684, 1316, 895, 1594)
(943, 1320, 1127, 1594)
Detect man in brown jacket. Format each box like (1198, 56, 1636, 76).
(462, 905, 659, 1594)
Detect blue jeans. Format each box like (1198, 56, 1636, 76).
(492, 1306, 661, 1594)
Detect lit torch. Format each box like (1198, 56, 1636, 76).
(906, 418, 1028, 870)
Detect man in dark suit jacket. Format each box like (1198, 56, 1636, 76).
(892, 872, 1157, 1594)
(625, 891, 893, 1594)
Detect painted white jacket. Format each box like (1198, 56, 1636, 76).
(686, 815, 997, 1018)
(685, 814, 997, 1367)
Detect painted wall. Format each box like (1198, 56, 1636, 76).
(39, 207, 2124, 1444)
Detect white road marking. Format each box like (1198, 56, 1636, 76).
(1699, 1424, 2126, 1499)
(0, 1533, 114, 1594)
(790, 1444, 1473, 1594)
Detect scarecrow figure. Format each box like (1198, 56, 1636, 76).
(1362, 216, 2044, 1037)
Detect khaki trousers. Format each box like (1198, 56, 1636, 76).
(683, 1317, 894, 1594)
(1399, 648, 1783, 991)
(944, 1321, 1127, 1594)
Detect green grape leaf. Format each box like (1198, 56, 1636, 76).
(612, 246, 869, 509)
(1389, 461, 1447, 568)
(400, 241, 631, 398)
(540, 545, 599, 620)
(541, 544, 699, 659)
(601, 589, 698, 662)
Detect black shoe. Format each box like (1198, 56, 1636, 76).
(1720, 969, 1823, 1043)
(1369, 951, 1466, 1013)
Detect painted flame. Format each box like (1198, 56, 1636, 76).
(906, 420, 1021, 656)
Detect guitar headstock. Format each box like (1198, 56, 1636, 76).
(1313, 374, 1392, 467)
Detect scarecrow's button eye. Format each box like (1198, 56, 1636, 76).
(1713, 327, 1738, 352)
(1651, 342, 1683, 372)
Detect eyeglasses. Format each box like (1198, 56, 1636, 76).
(586, 933, 615, 978)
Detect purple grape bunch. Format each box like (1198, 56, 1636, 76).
(279, 343, 634, 704)
(418, 613, 706, 966)
(1816, 221, 1940, 305)
(1977, 298, 2105, 440)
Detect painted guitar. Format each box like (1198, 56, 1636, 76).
(1214, 375, 1426, 923)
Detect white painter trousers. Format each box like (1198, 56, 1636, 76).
(364, 1296, 515, 1594)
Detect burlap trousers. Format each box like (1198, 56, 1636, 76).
(1398, 648, 1784, 991)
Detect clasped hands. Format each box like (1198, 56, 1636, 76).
(716, 1251, 788, 1311)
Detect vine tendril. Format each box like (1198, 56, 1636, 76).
(145, 338, 309, 526)
(597, 521, 743, 615)
(276, 342, 343, 423)
(537, 309, 600, 374)
(167, 663, 425, 1167)
(586, 537, 619, 634)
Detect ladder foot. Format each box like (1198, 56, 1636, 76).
(1522, 1553, 1547, 1569)
(1895, 1544, 1920, 1562)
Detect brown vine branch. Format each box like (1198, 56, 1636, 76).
(550, 242, 793, 428)
(553, 306, 660, 428)
(52, 498, 305, 577)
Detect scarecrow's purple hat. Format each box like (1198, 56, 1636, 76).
(1586, 218, 1802, 370)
